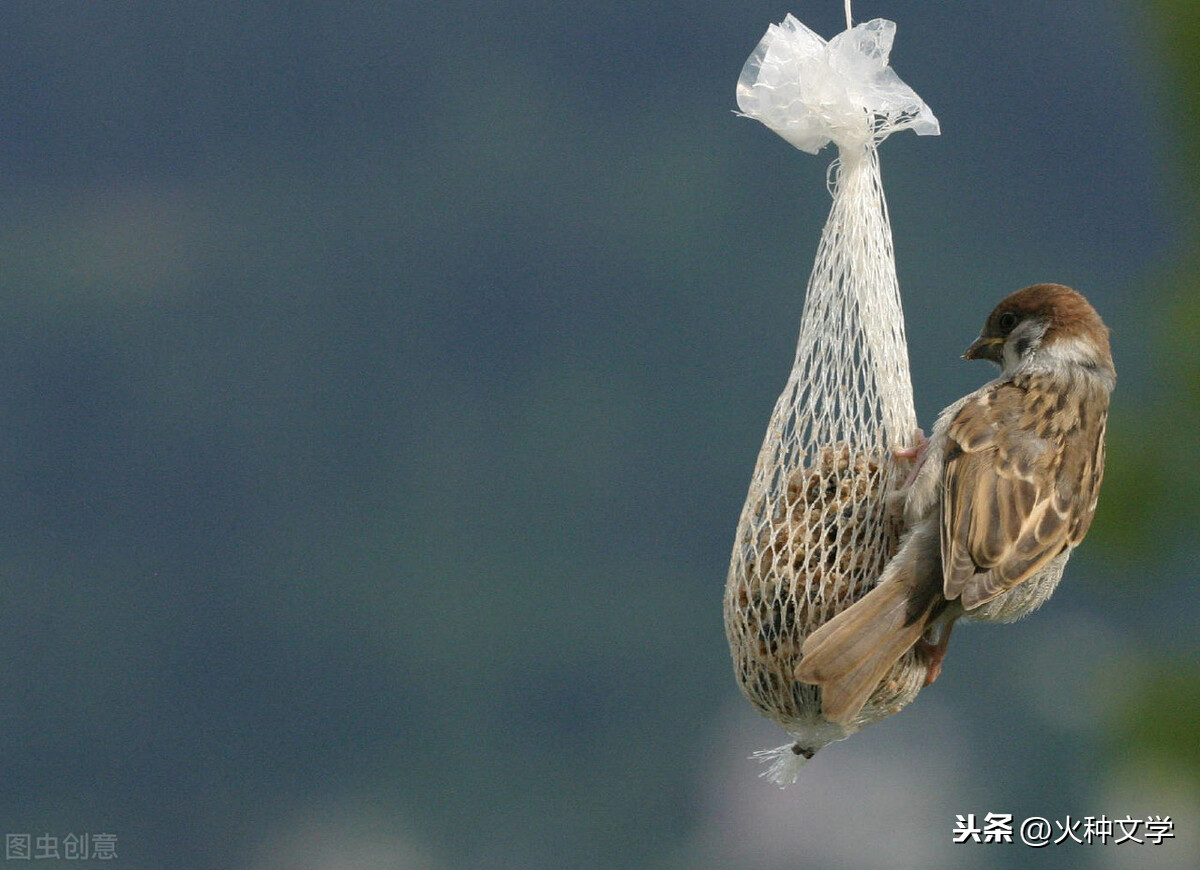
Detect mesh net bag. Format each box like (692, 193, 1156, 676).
(724, 14, 940, 783)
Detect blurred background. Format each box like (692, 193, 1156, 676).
(0, 1, 1195, 868)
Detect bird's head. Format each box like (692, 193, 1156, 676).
(963, 283, 1113, 380)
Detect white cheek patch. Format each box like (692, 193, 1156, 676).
(1040, 335, 1104, 369)
(1001, 320, 1048, 375)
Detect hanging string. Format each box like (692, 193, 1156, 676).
(845, 0, 852, 30)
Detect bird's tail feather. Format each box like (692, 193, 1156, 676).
(795, 564, 937, 726)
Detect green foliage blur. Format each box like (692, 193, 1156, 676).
(1096, 0, 1200, 788)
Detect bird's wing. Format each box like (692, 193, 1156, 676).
(940, 375, 1105, 611)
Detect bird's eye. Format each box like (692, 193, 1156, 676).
(997, 312, 1018, 332)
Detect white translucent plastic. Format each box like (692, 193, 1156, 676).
(736, 16, 939, 155)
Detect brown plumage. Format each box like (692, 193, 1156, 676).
(795, 284, 1115, 725)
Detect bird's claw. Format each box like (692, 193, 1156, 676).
(916, 622, 954, 686)
(892, 428, 928, 462)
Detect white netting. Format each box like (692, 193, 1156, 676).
(724, 14, 939, 783)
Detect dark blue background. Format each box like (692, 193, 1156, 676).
(0, 2, 1192, 868)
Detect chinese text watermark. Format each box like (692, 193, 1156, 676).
(953, 814, 1174, 847)
(4, 833, 117, 861)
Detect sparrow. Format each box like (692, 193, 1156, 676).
(795, 283, 1115, 726)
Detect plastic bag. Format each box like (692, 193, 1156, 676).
(724, 14, 939, 784)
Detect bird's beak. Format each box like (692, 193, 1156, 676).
(962, 335, 1003, 362)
